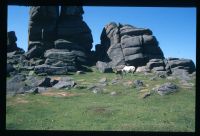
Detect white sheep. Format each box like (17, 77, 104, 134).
(122, 66, 136, 74)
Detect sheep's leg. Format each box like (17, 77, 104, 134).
(120, 72, 123, 79)
(132, 70, 134, 76)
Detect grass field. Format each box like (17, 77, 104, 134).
(6, 71, 196, 131)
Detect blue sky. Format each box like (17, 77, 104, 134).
(8, 6, 196, 64)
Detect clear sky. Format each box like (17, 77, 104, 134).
(8, 6, 196, 64)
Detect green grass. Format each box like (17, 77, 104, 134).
(6, 72, 195, 131)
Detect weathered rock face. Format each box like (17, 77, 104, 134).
(146, 59, 166, 74)
(7, 31, 18, 52)
(95, 22, 164, 69)
(165, 58, 195, 74)
(27, 6, 94, 74)
(27, 6, 59, 59)
(7, 31, 27, 76)
(7, 31, 24, 53)
(95, 22, 195, 75)
(57, 6, 93, 52)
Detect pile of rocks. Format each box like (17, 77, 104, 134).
(6, 74, 76, 95)
(7, 31, 27, 76)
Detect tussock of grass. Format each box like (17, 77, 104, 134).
(6, 72, 195, 131)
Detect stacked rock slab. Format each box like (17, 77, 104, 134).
(57, 6, 93, 52)
(27, 6, 59, 59)
(7, 31, 27, 76)
(28, 6, 93, 74)
(96, 22, 164, 72)
(165, 58, 195, 75)
(44, 48, 77, 72)
(146, 59, 166, 74)
(43, 6, 93, 73)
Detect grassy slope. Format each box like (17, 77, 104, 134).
(6, 72, 195, 131)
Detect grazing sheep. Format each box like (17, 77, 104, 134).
(122, 66, 136, 74)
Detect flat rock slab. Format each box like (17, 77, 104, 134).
(53, 80, 75, 89)
(154, 82, 178, 96)
(34, 64, 68, 75)
(134, 80, 144, 87)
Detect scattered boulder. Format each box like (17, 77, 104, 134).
(6, 74, 27, 94)
(136, 66, 150, 73)
(153, 82, 178, 96)
(87, 83, 104, 93)
(87, 84, 98, 91)
(96, 61, 112, 73)
(76, 71, 85, 75)
(53, 80, 75, 89)
(52, 76, 75, 89)
(134, 80, 144, 88)
(141, 92, 151, 99)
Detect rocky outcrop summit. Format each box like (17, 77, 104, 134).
(25, 6, 94, 74)
(7, 7, 195, 77)
(95, 22, 164, 71)
(95, 22, 195, 75)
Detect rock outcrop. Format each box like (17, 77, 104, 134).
(95, 22, 195, 75)
(146, 59, 166, 74)
(27, 6, 93, 74)
(165, 58, 195, 75)
(95, 22, 164, 70)
(57, 6, 93, 52)
(26, 6, 59, 59)
(7, 31, 24, 53)
(28, 6, 59, 51)
(7, 31, 27, 76)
